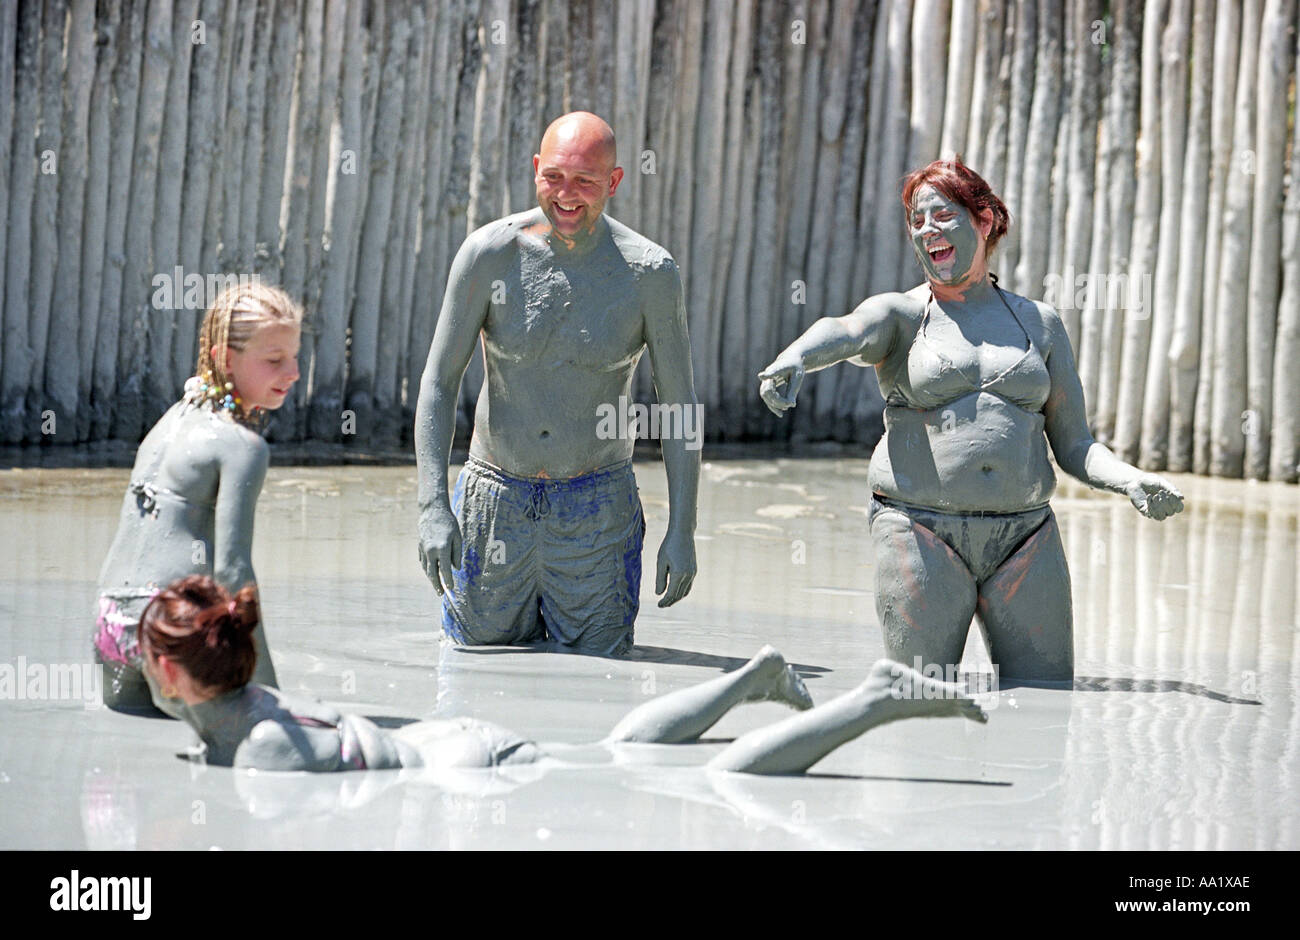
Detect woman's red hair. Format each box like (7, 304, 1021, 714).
(900, 156, 1011, 255)
(140, 575, 259, 694)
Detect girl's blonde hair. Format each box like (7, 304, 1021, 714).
(195, 280, 304, 392)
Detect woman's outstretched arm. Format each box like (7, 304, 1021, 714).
(1040, 302, 1184, 520)
(758, 293, 903, 416)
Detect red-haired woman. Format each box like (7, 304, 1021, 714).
(758, 158, 1183, 682)
(138, 575, 986, 773)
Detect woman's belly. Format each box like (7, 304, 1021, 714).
(867, 391, 1056, 513)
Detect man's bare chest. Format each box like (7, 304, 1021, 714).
(482, 247, 645, 367)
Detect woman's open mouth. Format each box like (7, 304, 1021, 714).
(926, 242, 955, 264)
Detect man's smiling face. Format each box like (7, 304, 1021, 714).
(533, 115, 623, 240)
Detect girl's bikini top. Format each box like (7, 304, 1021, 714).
(878, 280, 1052, 414)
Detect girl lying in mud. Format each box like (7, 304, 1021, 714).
(139, 575, 988, 775)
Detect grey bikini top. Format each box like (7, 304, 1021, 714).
(881, 279, 1051, 413)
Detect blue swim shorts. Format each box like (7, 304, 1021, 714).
(439, 456, 645, 656)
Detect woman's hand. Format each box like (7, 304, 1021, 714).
(1125, 474, 1185, 521)
(757, 356, 806, 416)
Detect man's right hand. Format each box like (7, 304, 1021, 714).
(418, 505, 463, 595)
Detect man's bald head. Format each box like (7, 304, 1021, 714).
(539, 111, 618, 171)
(533, 112, 624, 243)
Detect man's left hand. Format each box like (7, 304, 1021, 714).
(655, 526, 696, 607)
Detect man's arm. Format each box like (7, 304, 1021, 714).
(643, 260, 700, 607)
(415, 231, 494, 592)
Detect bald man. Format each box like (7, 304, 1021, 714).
(415, 112, 700, 656)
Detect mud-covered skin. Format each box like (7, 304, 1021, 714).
(175, 684, 538, 772)
(416, 207, 700, 609)
(758, 183, 1183, 680)
(96, 401, 278, 711)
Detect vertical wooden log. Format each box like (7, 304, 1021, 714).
(610, 0, 640, 230)
(26, 0, 68, 443)
(147, 0, 200, 422)
(1209, 0, 1262, 478)
(172, 0, 226, 386)
(1243, 0, 1294, 478)
(940, 0, 976, 159)
(1094, 0, 1140, 445)
(237, 0, 271, 272)
(1078, 66, 1111, 421)
(92, 0, 145, 440)
(784, 0, 828, 441)
(867, 0, 911, 297)
(406, 0, 457, 432)
(1046, 67, 1070, 300)
(311, 0, 362, 441)
(1192, 0, 1240, 473)
(1137, 0, 1191, 469)
(1012, 0, 1062, 301)
(907, 0, 949, 169)
(1, 0, 39, 443)
(541, 0, 568, 120)
(280, 0, 322, 300)
(667, 0, 703, 286)
(506, 0, 542, 217)
(748, 0, 787, 438)
(199, 1, 237, 298)
(978, 0, 1012, 201)
(275, 0, 322, 441)
(965, 0, 1006, 172)
(591, 0, 615, 123)
(443, 6, 483, 434)
(76, 0, 121, 441)
(46, 0, 97, 440)
(999, 0, 1036, 289)
(1167, 0, 1215, 471)
(718, 2, 760, 438)
(804, 0, 854, 436)
(113, 0, 173, 441)
(469, 0, 508, 231)
(1060, 0, 1103, 351)
(851, 0, 895, 440)
(1111, 0, 1165, 463)
(824, 0, 878, 442)
(0, 1, 14, 425)
(637, 0, 673, 246)
(689, 0, 735, 420)
(568, 0, 592, 110)
(216, 0, 252, 273)
(375, 0, 427, 445)
(256, 0, 298, 280)
(346, 4, 409, 443)
(1269, 15, 1300, 481)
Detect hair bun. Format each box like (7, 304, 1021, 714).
(230, 585, 260, 636)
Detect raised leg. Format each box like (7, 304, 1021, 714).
(706, 659, 987, 775)
(605, 646, 813, 744)
(976, 511, 1074, 682)
(871, 506, 978, 672)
